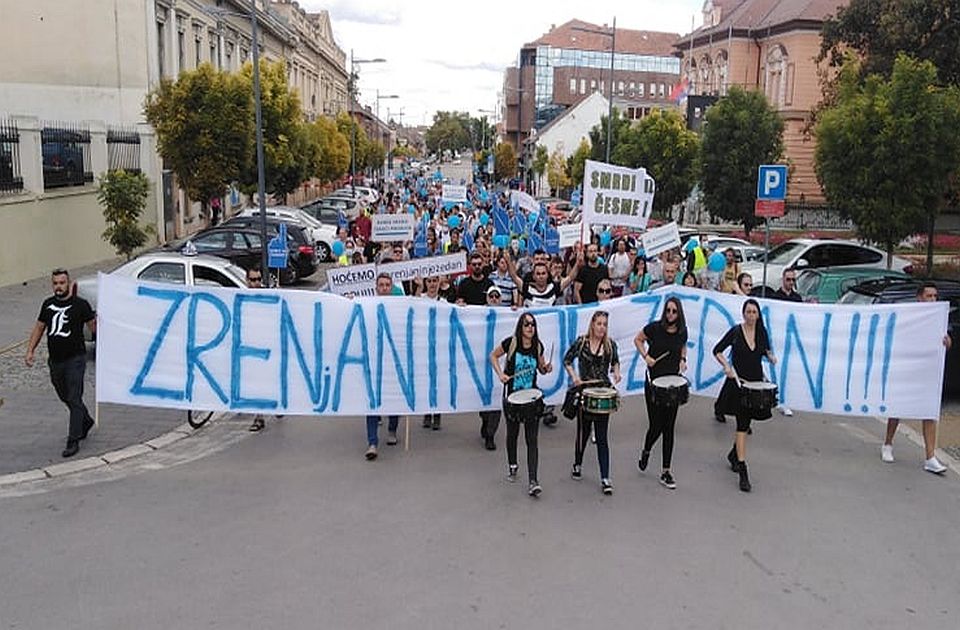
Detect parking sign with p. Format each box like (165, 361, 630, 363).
(757, 165, 787, 200)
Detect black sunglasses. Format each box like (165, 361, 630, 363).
(597, 288, 612, 294)
(522, 320, 536, 327)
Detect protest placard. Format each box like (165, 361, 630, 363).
(510, 190, 539, 213)
(441, 184, 467, 203)
(641, 221, 682, 257)
(378, 251, 467, 283)
(371, 214, 415, 242)
(558, 223, 582, 248)
(582, 159, 656, 230)
(326, 263, 377, 297)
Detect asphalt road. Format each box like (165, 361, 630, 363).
(1, 395, 957, 629)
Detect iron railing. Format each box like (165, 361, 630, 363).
(0, 117, 23, 194)
(107, 126, 141, 173)
(41, 122, 93, 189)
(768, 202, 854, 231)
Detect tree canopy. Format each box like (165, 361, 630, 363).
(815, 55, 960, 264)
(494, 142, 517, 181)
(699, 87, 784, 235)
(308, 115, 350, 184)
(425, 111, 472, 155)
(567, 138, 591, 188)
(588, 109, 631, 163)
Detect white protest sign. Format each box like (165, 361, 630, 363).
(377, 251, 466, 283)
(97, 275, 949, 418)
(582, 159, 656, 230)
(642, 221, 681, 257)
(326, 263, 377, 297)
(371, 214, 415, 242)
(441, 184, 467, 203)
(510, 190, 539, 213)
(558, 223, 583, 248)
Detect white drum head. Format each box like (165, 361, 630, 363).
(583, 387, 617, 397)
(742, 381, 776, 391)
(652, 375, 688, 388)
(508, 389, 543, 404)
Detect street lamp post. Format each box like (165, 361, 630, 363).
(349, 51, 386, 195)
(203, 1, 270, 286)
(375, 90, 399, 179)
(574, 18, 617, 162)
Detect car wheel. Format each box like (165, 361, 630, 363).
(316, 241, 331, 262)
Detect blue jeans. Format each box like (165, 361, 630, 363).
(366, 415, 399, 446)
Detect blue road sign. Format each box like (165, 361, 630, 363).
(757, 165, 788, 201)
(268, 222, 288, 269)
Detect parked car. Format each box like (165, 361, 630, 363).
(302, 197, 362, 222)
(539, 197, 574, 222)
(740, 239, 912, 291)
(796, 266, 911, 304)
(333, 186, 378, 206)
(236, 206, 337, 261)
(839, 279, 960, 398)
(219, 217, 318, 282)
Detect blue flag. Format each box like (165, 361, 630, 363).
(462, 227, 475, 252)
(545, 227, 560, 255)
(493, 200, 510, 236)
(337, 211, 348, 231)
(511, 212, 525, 236)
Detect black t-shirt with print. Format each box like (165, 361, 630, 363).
(500, 336, 541, 395)
(575, 264, 609, 304)
(38, 295, 94, 362)
(642, 322, 688, 380)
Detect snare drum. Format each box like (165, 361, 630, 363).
(740, 381, 778, 415)
(504, 389, 545, 423)
(582, 387, 620, 415)
(649, 375, 690, 407)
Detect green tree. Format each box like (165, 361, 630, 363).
(820, 0, 960, 87)
(815, 55, 960, 268)
(336, 111, 371, 176)
(97, 170, 153, 260)
(588, 108, 632, 164)
(532, 145, 548, 195)
(238, 60, 312, 202)
(425, 111, 472, 155)
(700, 87, 784, 236)
(613, 109, 700, 217)
(469, 116, 497, 151)
(494, 142, 517, 181)
(567, 138, 592, 188)
(546, 148, 570, 196)
(362, 140, 387, 172)
(144, 63, 252, 215)
(308, 115, 350, 184)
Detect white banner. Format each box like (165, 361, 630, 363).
(511, 190, 539, 214)
(441, 184, 467, 203)
(642, 221, 682, 257)
(327, 263, 377, 297)
(558, 223, 583, 248)
(371, 214, 415, 242)
(96, 276, 948, 419)
(378, 252, 466, 284)
(582, 159, 656, 230)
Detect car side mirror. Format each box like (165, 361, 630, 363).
(794, 259, 809, 269)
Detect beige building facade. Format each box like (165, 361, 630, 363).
(675, 0, 849, 203)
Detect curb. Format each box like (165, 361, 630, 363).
(0, 413, 226, 488)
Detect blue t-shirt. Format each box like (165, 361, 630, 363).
(500, 337, 541, 394)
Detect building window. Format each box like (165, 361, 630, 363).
(590, 79, 597, 91)
(226, 42, 234, 69)
(629, 81, 636, 95)
(210, 42, 217, 67)
(569, 78, 577, 94)
(618, 81, 625, 95)
(765, 45, 789, 107)
(659, 84, 665, 98)
(579, 78, 586, 94)
(649, 83, 655, 98)
(177, 30, 185, 71)
(157, 22, 165, 77)
(195, 35, 202, 68)
(638, 83, 644, 97)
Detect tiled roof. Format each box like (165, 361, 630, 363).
(526, 19, 679, 57)
(678, 0, 847, 44)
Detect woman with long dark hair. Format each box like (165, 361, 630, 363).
(490, 312, 554, 497)
(712, 298, 778, 492)
(564, 311, 621, 495)
(628, 255, 652, 294)
(634, 296, 688, 489)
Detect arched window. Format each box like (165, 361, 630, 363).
(765, 45, 788, 107)
(715, 50, 729, 95)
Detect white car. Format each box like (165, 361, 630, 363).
(237, 206, 337, 261)
(334, 186, 379, 206)
(740, 239, 913, 291)
(74, 252, 248, 338)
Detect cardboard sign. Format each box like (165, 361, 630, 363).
(582, 160, 656, 230)
(441, 184, 467, 203)
(641, 221, 682, 257)
(371, 214, 415, 242)
(558, 223, 583, 248)
(327, 263, 377, 297)
(377, 252, 467, 283)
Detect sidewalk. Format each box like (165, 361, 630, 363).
(0, 259, 186, 475)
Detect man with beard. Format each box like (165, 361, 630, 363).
(456, 252, 493, 306)
(25, 268, 97, 458)
(574, 243, 609, 304)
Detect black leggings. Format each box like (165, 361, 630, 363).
(575, 412, 610, 478)
(643, 389, 679, 469)
(506, 417, 539, 481)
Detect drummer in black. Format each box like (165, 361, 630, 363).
(712, 298, 778, 492)
(490, 312, 554, 497)
(633, 296, 688, 490)
(563, 311, 621, 495)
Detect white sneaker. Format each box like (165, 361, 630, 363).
(880, 444, 894, 463)
(779, 406, 794, 417)
(924, 457, 947, 475)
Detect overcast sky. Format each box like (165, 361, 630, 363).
(299, 0, 705, 126)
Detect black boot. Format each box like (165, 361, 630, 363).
(737, 461, 751, 492)
(727, 445, 738, 471)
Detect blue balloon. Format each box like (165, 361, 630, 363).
(448, 215, 461, 229)
(493, 235, 510, 249)
(479, 212, 490, 226)
(708, 251, 727, 272)
(332, 240, 345, 257)
(600, 230, 612, 247)
(684, 238, 699, 252)
(636, 248, 646, 259)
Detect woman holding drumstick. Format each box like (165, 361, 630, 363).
(712, 299, 778, 492)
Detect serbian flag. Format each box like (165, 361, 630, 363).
(669, 78, 690, 105)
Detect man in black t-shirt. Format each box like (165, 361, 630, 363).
(769, 267, 802, 417)
(456, 253, 494, 305)
(25, 268, 97, 458)
(574, 243, 609, 304)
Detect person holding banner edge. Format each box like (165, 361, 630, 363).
(365, 273, 401, 460)
(712, 299, 778, 492)
(490, 312, 554, 497)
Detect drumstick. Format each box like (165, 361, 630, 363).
(505, 367, 537, 382)
(651, 351, 670, 365)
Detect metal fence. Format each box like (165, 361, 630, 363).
(41, 122, 93, 189)
(0, 117, 23, 195)
(107, 126, 141, 173)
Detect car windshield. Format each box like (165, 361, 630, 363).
(838, 290, 876, 305)
(765, 242, 806, 265)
